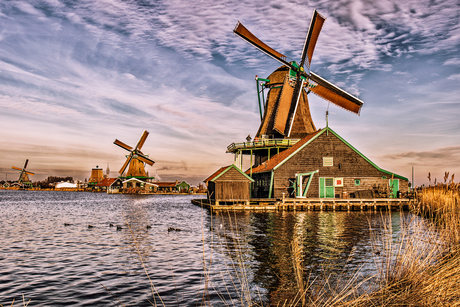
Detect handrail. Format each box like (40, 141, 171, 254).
(227, 138, 300, 151)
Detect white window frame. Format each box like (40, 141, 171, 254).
(323, 157, 333, 166)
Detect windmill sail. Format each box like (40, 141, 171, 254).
(301, 10, 326, 69)
(137, 154, 155, 166)
(135, 130, 149, 150)
(114, 139, 133, 151)
(12, 159, 34, 184)
(234, 22, 293, 68)
(273, 77, 295, 134)
(114, 130, 155, 177)
(119, 154, 133, 175)
(309, 72, 363, 114)
(234, 9, 364, 140)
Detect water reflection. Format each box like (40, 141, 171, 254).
(0, 191, 433, 307)
(209, 210, 419, 305)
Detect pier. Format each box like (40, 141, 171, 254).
(191, 198, 414, 211)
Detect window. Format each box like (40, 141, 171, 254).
(325, 178, 334, 187)
(323, 157, 333, 166)
(355, 179, 361, 186)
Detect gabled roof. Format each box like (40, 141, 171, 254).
(96, 178, 117, 187)
(205, 164, 254, 183)
(122, 178, 158, 186)
(56, 182, 78, 188)
(248, 129, 322, 174)
(248, 127, 408, 181)
(204, 165, 230, 182)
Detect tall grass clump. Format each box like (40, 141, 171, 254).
(417, 185, 460, 246)
(342, 186, 460, 306)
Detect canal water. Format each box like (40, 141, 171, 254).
(0, 190, 425, 306)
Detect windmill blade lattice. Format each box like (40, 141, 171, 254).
(114, 130, 155, 176)
(234, 9, 364, 138)
(12, 159, 35, 183)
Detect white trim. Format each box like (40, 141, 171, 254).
(122, 178, 158, 187)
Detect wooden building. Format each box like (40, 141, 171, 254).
(156, 181, 179, 193)
(122, 178, 158, 193)
(176, 181, 191, 193)
(205, 165, 254, 205)
(249, 127, 408, 199)
(88, 166, 104, 187)
(95, 178, 117, 192)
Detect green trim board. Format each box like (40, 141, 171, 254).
(268, 170, 274, 199)
(273, 127, 408, 181)
(296, 170, 319, 198)
(329, 128, 408, 181)
(212, 164, 255, 182)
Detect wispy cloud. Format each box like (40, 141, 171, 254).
(0, 0, 459, 184)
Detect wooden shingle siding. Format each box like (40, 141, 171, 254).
(219, 167, 247, 181)
(271, 131, 408, 198)
(206, 165, 254, 204)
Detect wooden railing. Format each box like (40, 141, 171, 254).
(227, 138, 300, 152)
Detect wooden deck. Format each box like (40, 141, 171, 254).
(191, 198, 415, 211)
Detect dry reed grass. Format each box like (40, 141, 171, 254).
(339, 187, 460, 306)
(0, 296, 31, 307)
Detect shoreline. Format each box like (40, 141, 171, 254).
(0, 187, 206, 195)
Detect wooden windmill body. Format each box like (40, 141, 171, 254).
(12, 159, 34, 186)
(228, 9, 364, 170)
(114, 130, 155, 179)
(88, 166, 104, 185)
(258, 66, 317, 139)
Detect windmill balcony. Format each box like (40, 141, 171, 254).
(226, 138, 300, 153)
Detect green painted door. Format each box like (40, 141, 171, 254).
(389, 179, 399, 198)
(319, 177, 335, 198)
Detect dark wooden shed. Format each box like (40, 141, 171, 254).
(205, 165, 254, 205)
(249, 127, 408, 199)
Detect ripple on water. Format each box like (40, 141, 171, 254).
(0, 190, 429, 306)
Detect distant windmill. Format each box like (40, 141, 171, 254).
(113, 130, 155, 178)
(234, 9, 364, 139)
(12, 159, 34, 185)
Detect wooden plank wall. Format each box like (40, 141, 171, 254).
(273, 132, 408, 199)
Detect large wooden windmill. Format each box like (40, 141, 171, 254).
(113, 130, 155, 178)
(227, 9, 364, 170)
(12, 159, 34, 185)
(234, 9, 364, 139)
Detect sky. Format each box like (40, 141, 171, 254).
(0, 0, 459, 186)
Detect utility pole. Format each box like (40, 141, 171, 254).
(412, 166, 414, 190)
